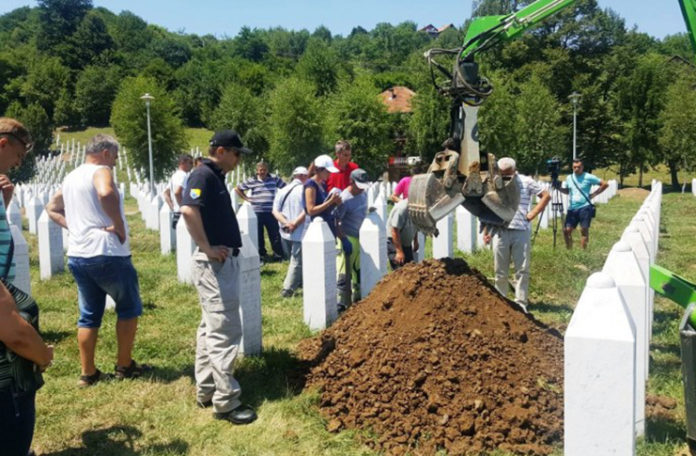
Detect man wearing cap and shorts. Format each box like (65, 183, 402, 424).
(180, 130, 257, 425)
(560, 159, 608, 249)
(334, 168, 370, 308)
(272, 166, 309, 298)
(46, 134, 149, 386)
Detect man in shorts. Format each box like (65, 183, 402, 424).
(560, 159, 608, 249)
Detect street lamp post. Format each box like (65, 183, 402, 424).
(568, 92, 581, 161)
(140, 93, 155, 195)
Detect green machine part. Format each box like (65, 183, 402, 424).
(650, 264, 696, 327)
(679, 0, 696, 57)
(461, 0, 576, 59)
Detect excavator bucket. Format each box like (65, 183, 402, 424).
(408, 172, 520, 236)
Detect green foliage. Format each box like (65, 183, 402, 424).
(407, 86, 450, 162)
(71, 10, 113, 67)
(234, 26, 269, 62)
(296, 38, 340, 97)
(659, 68, 696, 188)
(36, 0, 92, 63)
(4, 101, 49, 182)
(110, 76, 186, 180)
(53, 87, 78, 127)
(325, 77, 393, 177)
(210, 83, 268, 158)
(74, 65, 121, 126)
(266, 77, 325, 173)
(19, 54, 70, 121)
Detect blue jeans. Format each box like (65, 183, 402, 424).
(0, 389, 35, 456)
(68, 256, 143, 328)
(255, 211, 283, 257)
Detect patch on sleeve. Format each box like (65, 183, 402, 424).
(190, 188, 202, 199)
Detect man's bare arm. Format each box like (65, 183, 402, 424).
(94, 167, 126, 243)
(46, 189, 68, 229)
(180, 205, 229, 262)
(0, 285, 53, 369)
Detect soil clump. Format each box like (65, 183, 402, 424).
(298, 258, 564, 455)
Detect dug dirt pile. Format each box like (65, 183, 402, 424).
(298, 258, 564, 456)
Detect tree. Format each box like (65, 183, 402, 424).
(325, 77, 393, 177)
(512, 75, 565, 174)
(53, 87, 79, 127)
(110, 76, 187, 181)
(407, 86, 450, 163)
(74, 65, 121, 126)
(233, 27, 268, 62)
(71, 10, 113, 67)
(659, 68, 696, 189)
(266, 77, 325, 173)
(36, 0, 92, 67)
(210, 83, 268, 157)
(479, 72, 518, 161)
(20, 55, 70, 121)
(296, 38, 340, 97)
(5, 102, 49, 182)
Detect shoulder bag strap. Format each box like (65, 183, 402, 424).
(279, 182, 301, 212)
(1, 238, 13, 281)
(571, 175, 595, 207)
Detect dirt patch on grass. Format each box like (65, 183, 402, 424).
(617, 187, 649, 201)
(298, 259, 564, 455)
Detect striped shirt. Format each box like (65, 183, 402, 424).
(507, 174, 544, 231)
(0, 197, 16, 283)
(237, 175, 286, 213)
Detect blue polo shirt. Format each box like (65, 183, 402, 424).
(564, 172, 601, 210)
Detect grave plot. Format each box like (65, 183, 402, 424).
(299, 258, 564, 456)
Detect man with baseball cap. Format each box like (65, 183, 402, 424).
(334, 168, 370, 309)
(180, 129, 257, 425)
(272, 166, 310, 298)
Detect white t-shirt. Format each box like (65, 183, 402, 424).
(272, 178, 307, 242)
(63, 164, 131, 257)
(168, 169, 189, 211)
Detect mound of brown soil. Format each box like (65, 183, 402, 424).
(298, 259, 564, 456)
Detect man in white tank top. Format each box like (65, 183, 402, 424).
(46, 134, 149, 386)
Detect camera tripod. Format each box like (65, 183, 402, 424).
(533, 179, 565, 248)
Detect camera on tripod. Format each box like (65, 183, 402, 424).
(546, 157, 561, 188)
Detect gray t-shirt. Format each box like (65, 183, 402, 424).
(335, 189, 368, 238)
(387, 199, 416, 247)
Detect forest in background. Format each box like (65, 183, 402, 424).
(1, 0, 694, 186)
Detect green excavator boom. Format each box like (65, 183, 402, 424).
(679, 0, 696, 55)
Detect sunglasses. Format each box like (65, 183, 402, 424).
(0, 131, 33, 153)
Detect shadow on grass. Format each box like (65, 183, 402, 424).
(651, 342, 682, 358)
(532, 301, 575, 315)
(646, 414, 687, 445)
(260, 268, 279, 278)
(42, 425, 189, 455)
(235, 347, 312, 407)
(41, 329, 72, 345)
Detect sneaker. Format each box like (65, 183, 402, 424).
(214, 404, 257, 425)
(280, 289, 294, 298)
(114, 360, 153, 380)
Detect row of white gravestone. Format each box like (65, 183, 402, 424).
(692, 178, 696, 196)
(564, 181, 662, 456)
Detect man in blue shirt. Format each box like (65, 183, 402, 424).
(235, 161, 286, 261)
(560, 159, 608, 249)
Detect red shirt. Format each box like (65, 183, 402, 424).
(326, 159, 359, 192)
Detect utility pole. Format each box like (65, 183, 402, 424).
(569, 92, 581, 161)
(140, 93, 155, 195)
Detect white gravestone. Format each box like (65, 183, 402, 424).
(456, 206, 477, 253)
(10, 225, 30, 294)
(302, 218, 337, 331)
(7, 199, 21, 228)
(238, 233, 262, 356)
(38, 210, 64, 280)
(27, 196, 42, 234)
(603, 241, 648, 436)
(236, 203, 258, 254)
(146, 194, 162, 231)
(159, 204, 176, 254)
(564, 272, 636, 456)
(373, 191, 387, 224)
(433, 212, 453, 259)
(359, 210, 387, 299)
(176, 217, 196, 284)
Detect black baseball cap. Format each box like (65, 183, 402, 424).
(209, 130, 253, 155)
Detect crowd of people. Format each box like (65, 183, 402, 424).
(0, 116, 609, 454)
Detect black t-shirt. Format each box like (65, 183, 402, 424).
(181, 158, 241, 248)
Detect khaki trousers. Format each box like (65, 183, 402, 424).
(492, 228, 531, 306)
(191, 249, 242, 413)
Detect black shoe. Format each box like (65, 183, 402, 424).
(280, 289, 293, 298)
(214, 404, 257, 425)
(197, 398, 213, 408)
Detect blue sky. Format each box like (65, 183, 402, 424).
(0, 1, 687, 40)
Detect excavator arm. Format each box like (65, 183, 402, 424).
(408, 0, 576, 236)
(679, 0, 696, 55)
